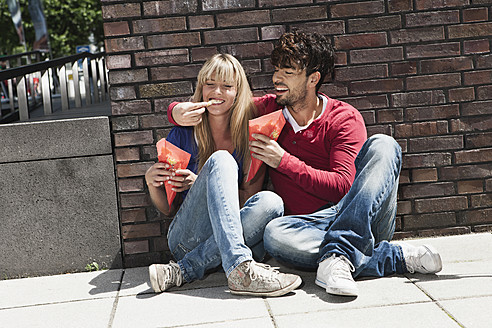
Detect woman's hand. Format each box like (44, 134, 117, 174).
(145, 162, 174, 188)
(167, 169, 197, 192)
(173, 102, 209, 126)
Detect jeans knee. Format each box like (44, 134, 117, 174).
(256, 191, 284, 217)
(206, 150, 238, 173)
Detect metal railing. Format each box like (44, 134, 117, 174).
(1, 52, 108, 122)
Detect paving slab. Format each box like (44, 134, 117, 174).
(0, 298, 115, 328)
(273, 302, 460, 328)
(112, 286, 271, 328)
(0, 269, 122, 309)
(440, 296, 492, 328)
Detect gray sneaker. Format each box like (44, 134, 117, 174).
(398, 243, 442, 274)
(149, 261, 183, 293)
(228, 260, 302, 297)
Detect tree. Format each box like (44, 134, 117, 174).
(0, 0, 103, 59)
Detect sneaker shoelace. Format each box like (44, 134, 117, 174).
(161, 261, 183, 288)
(248, 262, 280, 282)
(404, 250, 422, 273)
(330, 255, 355, 280)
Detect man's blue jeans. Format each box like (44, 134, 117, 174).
(264, 134, 407, 278)
(167, 151, 284, 283)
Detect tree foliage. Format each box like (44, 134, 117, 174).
(0, 0, 103, 59)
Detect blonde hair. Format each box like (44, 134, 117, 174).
(192, 54, 256, 172)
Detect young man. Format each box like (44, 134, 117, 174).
(168, 32, 442, 297)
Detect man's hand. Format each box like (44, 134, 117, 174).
(172, 102, 208, 126)
(249, 133, 285, 168)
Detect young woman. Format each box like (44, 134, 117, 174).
(145, 54, 301, 297)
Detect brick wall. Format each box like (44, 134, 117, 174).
(101, 0, 492, 267)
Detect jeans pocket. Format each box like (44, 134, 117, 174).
(171, 243, 190, 261)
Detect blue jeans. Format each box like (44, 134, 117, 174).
(167, 151, 284, 283)
(264, 134, 407, 278)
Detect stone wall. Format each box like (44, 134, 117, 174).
(101, 0, 492, 267)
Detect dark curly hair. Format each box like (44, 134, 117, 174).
(271, 31, 335, 92)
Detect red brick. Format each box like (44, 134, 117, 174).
(122, 222, 161, 239)
(464, 70, 492, 86)
(103, 22, 130, 37)
(415, 0, 469, 10)
(359, 110, 376, 125)
(151, 65, 202, 81)
(397, 200, 412, 215)
(112, 116, 138, 131)
(110, 86, 136, 101)
(102, 3, 141, 19)
(392, 91, 446, 107)
(335, 52, 347, 66)
(349, 78, 403, 95)
(457, 180, 484, 194)
(412, 168, 438, 182)
(335, 64, 388, 81)
(272, 6, 327, 22)
(261, 25, 287, 41)
(191, 47, 218, 62)
(350, 47, 403, 64)
(400, 168, 410, 183)
(291, 21, 345, 35)
(464, 39, 490, 54)
(460, 208, 492, 225)
(403, 153, 452, 168)
(450, 116, 492, 132)
(449, 22, 492, 39)
(414, 196, 468, 214)
(377, 109, 403, 123)
(106, 55, 132, 70)
(390, 61, 417, 76)
(474, 224, 492, 233)
(241, 58, 262, 75)
(404, 212, 457, 229)
(140, 114, 170, 129)
(189, 15, 215, 30)
(388, 0, 413, 12)
(405, 104, 459, 121)
(420, 57, 473, 74)
(463, 7, 489, 22)
(109, 69, 148, 84)
(466, 132, 492, 148)
(455, 148, 492, 164)
(366, 125, 392, 137)
(148, 32, 201, 49)
(406, 42, 460, 59)
(331, 1, 384, 17)
(105, 37, 145, 53)
(202, 0, 254, 10)
(488, 179, 492, 192)
(418, 226, 471, 237)
(114, 131, 153, 147)
(477, 54, 492, 69)
(462, 100, 492, 116)
(154, 97, 190, 114)
(121, 208, 147, 224)
(115, 147, 140, 162)
(390, 27, 444, 44)
(395, 121, 448, 138)
(405, 10, 459, 27)
(135, 49, 189, 67)
(139, 81, 193, 98)
(259, 0, 311, 6)
(143, 1, 198, 16)
(203, 27, 258, 45)
(408, 135, 463, 152)
(220, 42, 274, 59)
(401, 182, 455, 199)
(133, 17, 186, 34)
(319, 83, 348, 98)
(250, 74, 274, 90)
(342, 95, 389, 110)
(217, 10, 270, 27)
(477, 85, 492, 100)
(124, 240, 149, 255)
(153, 237, 169, 252)
(119, 177, 145, 192)
(120, 192, 152, 208)
(348, 16, 401, 33)
(334, 33, 387, 50)
(111, 100, 152, 115)
(406, 73, 461, 90)
(117, 162, 153, 178)
(441, 164, 492, 180)
(449, 87, 475, 103)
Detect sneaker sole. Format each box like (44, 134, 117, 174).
(229, 276, 302, 297)
(148, 264, 162, 293)
(315, 277, 358, 297)
(422, 244, 443, 273)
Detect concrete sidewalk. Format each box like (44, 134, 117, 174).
(1, 233, 491, 328)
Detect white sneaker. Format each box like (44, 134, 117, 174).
(149, 261, 183, 293)
(315, 254, 358, 296)
(398, 243, 442, 274)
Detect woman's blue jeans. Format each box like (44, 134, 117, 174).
(264, 134, 407, 278)
(167, 151, 284, 283)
